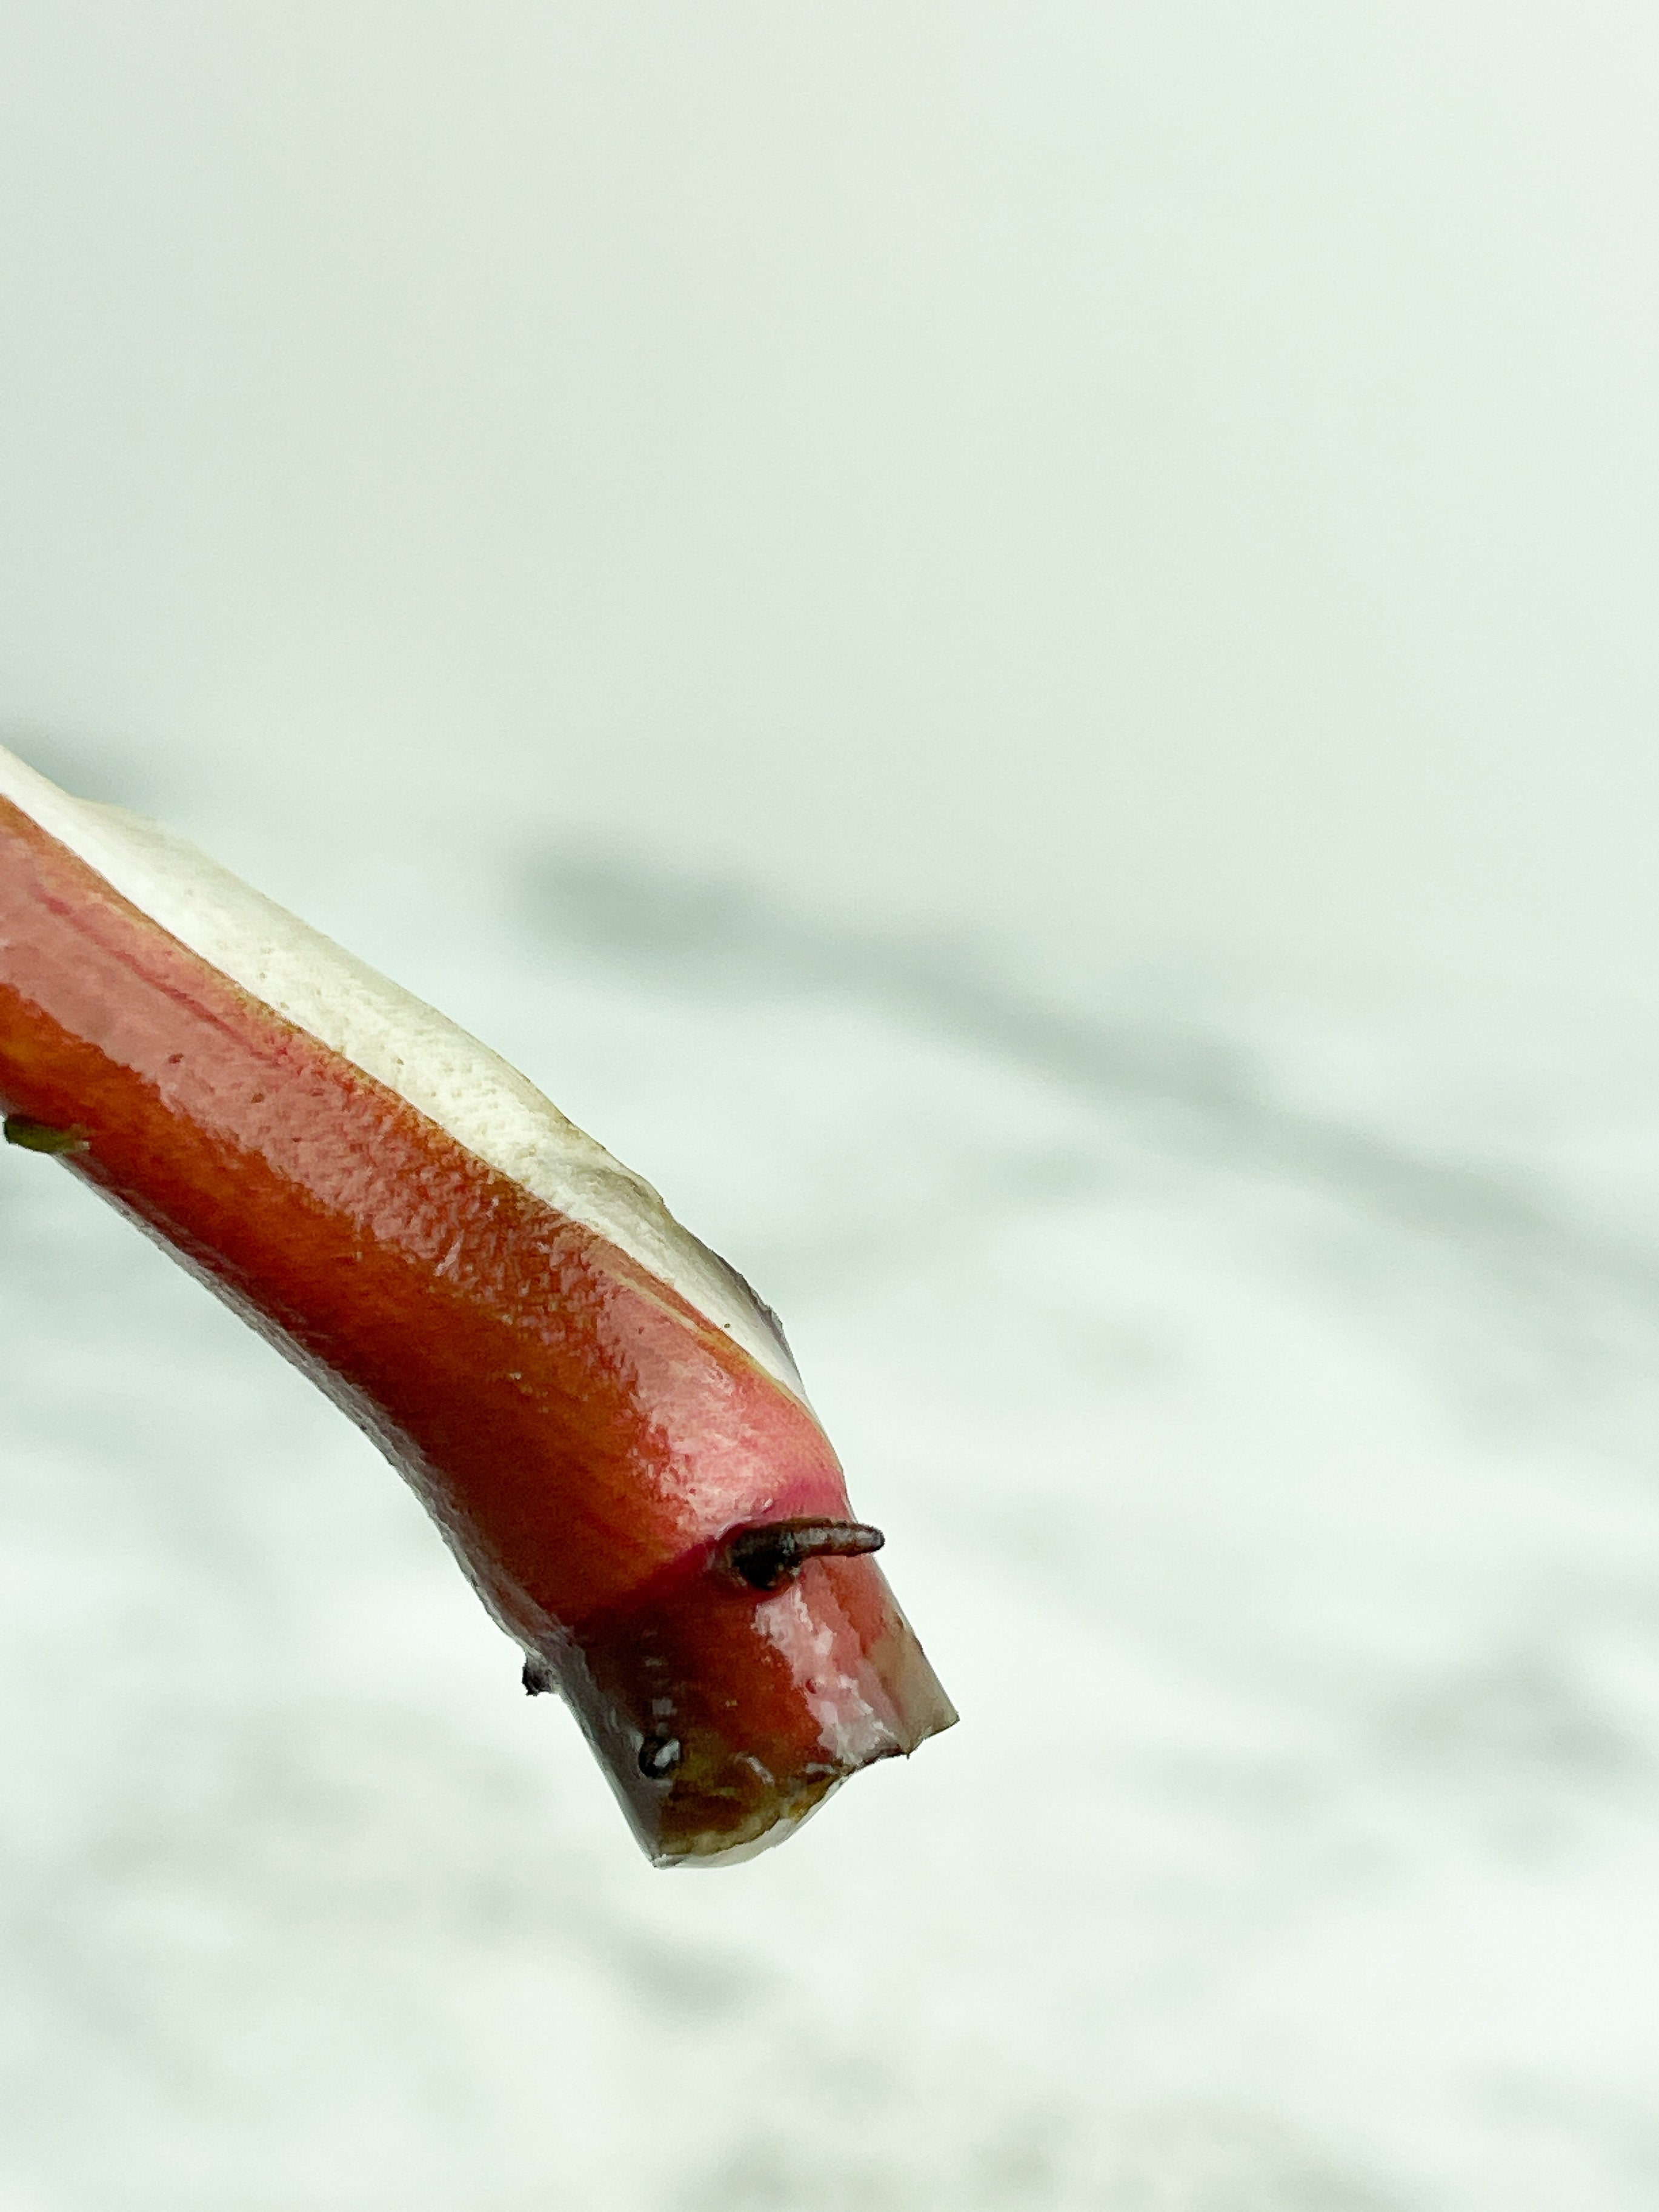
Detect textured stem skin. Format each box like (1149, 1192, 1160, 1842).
(0, 793, 954, 1863)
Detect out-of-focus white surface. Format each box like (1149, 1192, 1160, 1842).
(1, 4, 1657, 1006)
(7, 771, 1659, 2210)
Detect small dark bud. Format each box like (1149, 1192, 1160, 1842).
(719, 1518, 886, 1593)
(639, 1733, 681, 1779)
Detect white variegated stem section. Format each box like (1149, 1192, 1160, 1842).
(0, 745, 805, 1400)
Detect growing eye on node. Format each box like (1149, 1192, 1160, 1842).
(717, 1518, 885, 1593)
(638, 1733, 682, 1780)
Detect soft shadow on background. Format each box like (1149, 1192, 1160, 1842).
(4, 8, 1659, 2209)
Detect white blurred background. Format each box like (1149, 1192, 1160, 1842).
(4, 7, 1659, 2208)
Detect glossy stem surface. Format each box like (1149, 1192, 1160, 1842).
(0, 795, 956, 1861)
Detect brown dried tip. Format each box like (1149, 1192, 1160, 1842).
(719, 1517, 886, 1593)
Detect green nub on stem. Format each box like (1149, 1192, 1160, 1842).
(4, 1114, 89, 1155)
